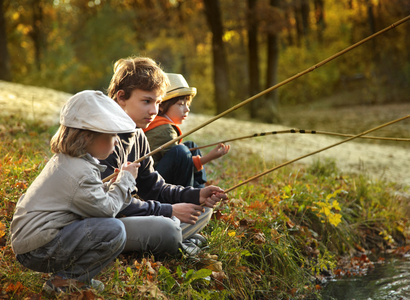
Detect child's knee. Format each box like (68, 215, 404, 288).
(171, 144, 191, 157)
(156, 218, 182, 255)
(94, 218, 127, 250)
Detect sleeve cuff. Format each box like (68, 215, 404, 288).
(160, 203, 173, 217)
(192, 155, 203, 171)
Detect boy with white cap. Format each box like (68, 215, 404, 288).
(10, 90, 140, 294)
(144, 73, 230, 188)
(101, 57, 228, 255)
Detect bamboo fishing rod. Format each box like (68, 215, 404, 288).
(102, 15, 410, 183)
(189, 129, 410, 151)
(223, 115, 409, 194)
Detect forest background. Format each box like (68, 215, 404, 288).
(0, 0, 409, 124)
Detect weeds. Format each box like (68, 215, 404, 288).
(0, 115, 408, 299)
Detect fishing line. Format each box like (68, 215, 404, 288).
(223, 115, 409, 194)
(189, 129, 410, 151)
(102, 15, 410, 183)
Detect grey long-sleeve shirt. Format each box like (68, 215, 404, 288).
(10, 153, 135, 255)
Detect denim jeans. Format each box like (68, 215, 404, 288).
(155, 141, 207, 188)
(16, 218, 126, 283)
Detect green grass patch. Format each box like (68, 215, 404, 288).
(0, 115, 408, 299)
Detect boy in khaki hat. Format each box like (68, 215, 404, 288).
(144, 73, 230, 188)
(101, 57, 228, 256)
(10, 90, 140, 294)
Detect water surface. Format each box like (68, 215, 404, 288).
(321, 254, 410, 300)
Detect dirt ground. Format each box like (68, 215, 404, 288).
(1, 80, 409, 188)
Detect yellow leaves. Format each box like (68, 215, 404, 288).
(12, 12, 20, 20)
(312, 189, 343, 227)
(223, 30, 239, 42)
(328, 213, 342, 227)
(379, 230, 394, 244)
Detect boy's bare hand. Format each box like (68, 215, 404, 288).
(199, 185, 228, 208)
(121, 162, 140, 179)
(172, 203, 205, 225)
(210, 143, 230, 159)
(200, 143, 230, 165)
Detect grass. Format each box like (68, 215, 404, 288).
(0, 114, 409, 299)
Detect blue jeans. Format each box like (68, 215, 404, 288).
(155, 141, 207, 188)
(16, 218, 126, 283)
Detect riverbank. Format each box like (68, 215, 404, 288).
(0, 82, 408, 299)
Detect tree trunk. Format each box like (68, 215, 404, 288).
(294, 0, 310, 47)
(247, 0, 260, 119)
(314, 0, 325, 43)
(366, 0, 378, 62)
(294, 3, 303, 47)
(0, 0, 11, 81)
(301, 0, 310, 37)
(203, 0, 231, 114)
(30, 0, 45, 71)
(262, 0, 280, 123)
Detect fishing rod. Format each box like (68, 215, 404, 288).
(223, 115, 409, 194)
(189, 129, 410, 151)
(102, 15, 410, 183)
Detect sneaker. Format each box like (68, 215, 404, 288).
(187, 233, 208, 248)
(181, 240, 202, 256)
(181, 233, 209, 256)
(90, 279, 104, 293)
(42, 276, 104, 294)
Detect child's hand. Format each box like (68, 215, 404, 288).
(199, 185, 228, 208)
(121, 162, 140, 179)
(200, 143, 230, 165)
(211, 143, 230, 159)
(172, 203, 205, 225)
(208, 143, 231, 160)
(109, 168, 120, 184)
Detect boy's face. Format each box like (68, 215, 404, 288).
(87, 134, 118, 160)
(117, 89, 163, 128)
(166, 98, 191, 125)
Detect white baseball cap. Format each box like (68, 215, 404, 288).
(60, 90, 136, 134)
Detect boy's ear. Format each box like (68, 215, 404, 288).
(116, 90, 126, 106)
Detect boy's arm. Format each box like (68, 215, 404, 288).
(136, 131, 201, 205)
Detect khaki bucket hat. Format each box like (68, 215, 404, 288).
(163, 73, 197, 101)
(60, 90, 136, 134)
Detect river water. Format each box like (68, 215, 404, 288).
(321, 254, 410, 300)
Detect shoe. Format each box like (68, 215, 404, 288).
(187, 233, 208, 248)
(42, 276, 104, 294)
(181, 233, 209, 256)
(90, 279, 104, 293)
(181, 240, 202, 256)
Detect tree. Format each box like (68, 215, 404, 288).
(0, 0, 11, 81)
(247, 0, 260, 119)
(29, 0, 47, 71)
(261, 0, 282, 123)
(203, 0, 231, 114)
(314, 0, 325, 43)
